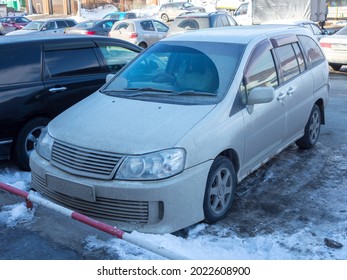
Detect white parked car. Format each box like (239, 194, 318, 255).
(30, 25, 329, 234)
(108, 18, 168, 48)
(320, 26, 347, 71)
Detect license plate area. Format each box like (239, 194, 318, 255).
(46, 174, 96, 202)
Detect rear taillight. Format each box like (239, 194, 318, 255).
(129, 32, 138, 39)
(85, 31, 96, 35)
(320, 42, 332, 48)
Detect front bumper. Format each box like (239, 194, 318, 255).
(30, 150, 212, 234)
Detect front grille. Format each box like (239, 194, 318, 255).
(31, 172, 149, 223)
(51, 140, 123, 179)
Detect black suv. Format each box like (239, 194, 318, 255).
(0, 35, 141, 170)
(167, 11, 238, 37)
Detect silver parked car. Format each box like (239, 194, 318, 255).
(108, 18, 168, 48)
(320, 26, 347, 71)
(30, 25, 329, 234)
(158, 1, 206, 22)
(6, 18, 77, 35)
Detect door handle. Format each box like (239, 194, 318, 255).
(287, 87, 295, 96)
(49, 87, 67, 93)
(277, 92, 286, 101)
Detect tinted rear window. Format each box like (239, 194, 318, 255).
(0, 45, 41, 84)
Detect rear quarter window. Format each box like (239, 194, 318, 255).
(0, 45, 41, 84)
(298, 35, 325, 67)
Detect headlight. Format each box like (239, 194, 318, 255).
(116, 148, 186, 180)
(35, 128, 54, 161)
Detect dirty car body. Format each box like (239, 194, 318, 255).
(30, 25, 330, 234)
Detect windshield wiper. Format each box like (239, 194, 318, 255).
(123, 87, 174, 97)
(170, 90, 216, 96)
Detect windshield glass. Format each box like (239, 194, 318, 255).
(101, 41, 245, 105)
(23, 21, 44, 30)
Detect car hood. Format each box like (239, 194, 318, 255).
(49, 92, 215, 154)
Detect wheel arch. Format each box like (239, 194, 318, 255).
(217, 148, 240, 176)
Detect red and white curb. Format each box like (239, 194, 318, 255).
(0, 182, 189, 260)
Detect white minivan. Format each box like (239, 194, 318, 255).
(30, 25, 330, 234)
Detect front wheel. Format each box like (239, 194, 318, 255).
(13, 117, 50, 171)
(203, 156, 237, 223)
(296, 104, 321, 149)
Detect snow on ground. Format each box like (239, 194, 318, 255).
(1, 141, 346, 260)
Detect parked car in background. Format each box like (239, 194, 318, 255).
(167, 11, 238, 37)
(64, 19, 118, 36)
(158, 1, 206, 22)
(262, 19, 328, 41)
(5, 18, 77, 35)
(0, 35, 141, 170)
(109, 18, 168, 48)
(0, 16, 31, 34)
(320, 26, 347, 71)
(30, 25, 329, 234)
(103, 12, 137, 20)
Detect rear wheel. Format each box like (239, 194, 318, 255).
(203, 156, 237, 223)
(138, 42, 148, 48)
(296, 104, 321, 149)
(14, 117, 50, 171)
(330, 63, 342, 71)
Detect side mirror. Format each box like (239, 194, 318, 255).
(247, 87, 275, 105)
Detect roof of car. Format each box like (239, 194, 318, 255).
(0, 34, 141, 48)
(163, 24, 313, 44)
(175, 11, 229, 18)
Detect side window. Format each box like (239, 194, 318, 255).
(275, 44, 301, 82)
(115, 22, 129, 31)
(66, 20, 77, 27)
(140, 20, 155, 31)
(56, 21, 68, 28)
(45, 21, 56, 30)
(153, 20, 168, 32)
(99, 45, 139, 73)
(44, 48, 103, 77)
(241, 40, 278, 104)
(0, 46, 41, 84)
(298, 35, 325, 67)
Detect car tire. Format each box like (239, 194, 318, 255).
(296, 104, 321, 149)
(14, 117, 50, 171)
(138, 42, 148, 48)
(329, 63, 342, 71)
(161, 13, 169, 23)
(203, 156, 237, 223)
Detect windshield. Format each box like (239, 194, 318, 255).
(101, 41, 244, 105)
(23, 21, 44, 30)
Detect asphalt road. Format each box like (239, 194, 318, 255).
(0, 68, 346, 260)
